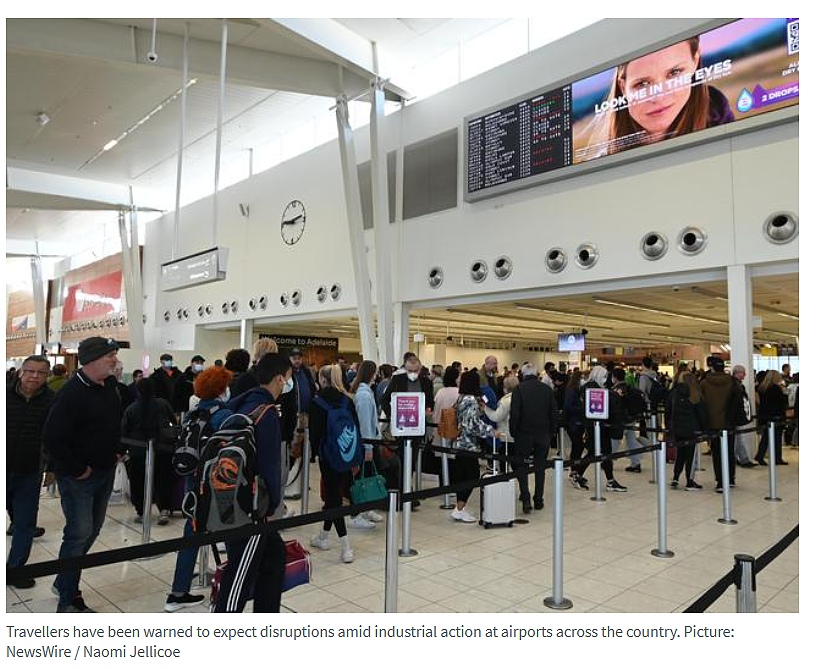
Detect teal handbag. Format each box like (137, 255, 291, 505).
(350, 462, 388, 504)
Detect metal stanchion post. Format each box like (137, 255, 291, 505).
(734, 554, 757, 613)
(197, 546, 211, 587)
(415, 441, 423, 496)
(649, 412, 658, 484)
(300, 436, 311, 516)
(399, 438, 417, 557)
(651, 441, 674, 558)
(142, 439, 155, 544)
(591, 420, 606, 502)
(559, 427, 567, 460)
(384, 490, 399, 612)
(718, 429, 737, 525)
(544, 457, 572, 610)
(765, 421, 781, 502)
(439, 439, 455, 510)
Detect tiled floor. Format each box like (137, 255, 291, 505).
(7, 446, 799, 614)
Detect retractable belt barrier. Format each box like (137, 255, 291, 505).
(683, 524, 799, 613)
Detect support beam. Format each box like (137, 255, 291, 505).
(728, 264, 756, 425)
(336, 97, 377, 361)
(369, 78, 395, 365)
(7, 18, 378, 100)
(29, 257, 47, 351)
(393, 302, 410, 364)
(118, 211, 141, 349)
(240, 319, 254, 351)
(127, 196, 145, 349)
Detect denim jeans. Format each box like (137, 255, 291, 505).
(6, 472, 41, 568)
(54, 467, 115, 608)
(170, 475, 197, 594)
(623, 425, 649, 466)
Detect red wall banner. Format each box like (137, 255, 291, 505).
(62, 271, 123, 322)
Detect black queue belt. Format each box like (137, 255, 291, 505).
(6, 498, 389, 583)
(683, 524, 799, 613)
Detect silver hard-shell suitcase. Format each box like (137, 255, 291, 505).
(480, 436, 516, 528)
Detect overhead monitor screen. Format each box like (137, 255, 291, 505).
(466, 18, 799, 198)
(558, 333, 586, 352)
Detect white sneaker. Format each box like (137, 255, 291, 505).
(283, 505, 296, 519)
(451, 508, 477, 523)
(364, 510, 383, 523)
(340, 537, 354, 563)
(349, 514, 376, 530)
(310, 535, 331, 551)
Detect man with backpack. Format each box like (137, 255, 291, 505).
(210, 352, 293, 613)
(638, 357, 666, 410)
(700, 357, 737, 492)
(612, 368, 650, 473)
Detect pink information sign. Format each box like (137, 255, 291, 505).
(585, 387, 609, 420)
(390, 392, 426, 437)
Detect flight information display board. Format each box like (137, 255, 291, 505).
(465, 18, 799, 200)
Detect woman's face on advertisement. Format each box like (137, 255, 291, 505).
(621, 42, 698, 135)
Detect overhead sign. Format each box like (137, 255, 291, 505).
(259, 334, 339, 349)
(63, 271, 122, 322)
(161, 247, 229, 292)
(585, 387, 609, 420)
(390, 392, 426, 438)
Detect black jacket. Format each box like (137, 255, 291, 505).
(7, 382, 55, 474)
(230, 366, 259, 397)
(667, 384, 702, 442)
(149, 366, 183, 405)
(114, 380, 135, 414)
(509, 377, 558, 441)
(171, 367, 197, 413)
(122, 398, 177, 445)
(759, 384, 788, 423)
(43, 369, 124, 477)
(381, 371, 434, 419)
(582, 381, 625, 440)
(229, 364, 298, 444)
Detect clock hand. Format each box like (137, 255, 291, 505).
(282, 214, 304, 226)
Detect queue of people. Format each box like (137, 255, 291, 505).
(6, 340, 797, 613)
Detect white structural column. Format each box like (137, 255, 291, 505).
(393, 302, 410, 363)
(335, 96, 377, 360)
(118, 211, 142, 349)
(29, 256, 47, 351)
(127, 192, 145, 349)
(369, 78, 395, 364)
(240, 318, 254, 352)
(727, 264, 756, 410)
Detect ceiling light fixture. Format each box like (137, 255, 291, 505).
(80, 77, 199, 170)
(777, 312, 799, 320)
(513, 303, 670, 329)
(593, 297, 725, 324)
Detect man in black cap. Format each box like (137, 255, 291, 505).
(150, 352, 182, 406)
(172, 354, 205, 416)
(282, 348, 316, 499)
(43, 336, 124, 613)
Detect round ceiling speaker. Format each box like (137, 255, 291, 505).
(221, 301, 230, 315)
(493, 256, 512, 280)
(176, 308, 184, 321)
(317, 285, 328, 302)
(280, 292, 289, 307)
(198, 305, 206, 317)
(470, 260, 488, 283)
(291, 290, 302, 307)
(230, 300, 238, 314)
(763, 212, 798, 244)
(330, 284, 341, 301)
(120, 316, 126, 326)
(575, 243, 599, 269)
(428, 267, 443, 289)
(182, 309, 189, 320)
(248, 297, 258, 311)
(677, 226, 707, 255)
(259, 295, 268, 310)
(545, 247, 567, 273)
(640, 232, 668, 260)
(204, 304, 212, 316)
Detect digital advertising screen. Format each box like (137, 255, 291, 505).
(466, 18, 799, 198)
(558, 333, 586, 352)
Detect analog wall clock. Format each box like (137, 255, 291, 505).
(281, 200, 306, 245)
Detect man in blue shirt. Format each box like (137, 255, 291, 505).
(214, 352, 293, 613)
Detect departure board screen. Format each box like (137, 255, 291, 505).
(465, 18, 799, 200)
(467, 85, 572, 193)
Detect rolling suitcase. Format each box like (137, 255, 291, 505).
(480, 437, 516, 529)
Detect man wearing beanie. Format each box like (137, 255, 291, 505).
(43, 336, 124, 613)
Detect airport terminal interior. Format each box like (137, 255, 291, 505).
(6, 17, 799, 614)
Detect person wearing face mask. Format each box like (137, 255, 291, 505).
(381, 354, 435, 496)
(171, 355, 205, 418)
(281, 348, 317, 499)
(164, 365, 233, 612)
(121, 378, 178, 526)
(215, 352, 292, 612)
(150, 353, 183, 406)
